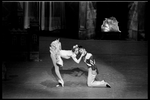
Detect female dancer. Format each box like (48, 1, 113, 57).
(49, 39, 84, 87)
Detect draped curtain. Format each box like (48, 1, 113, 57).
(86, 2, 96, 38)
(128, 1, 138, 32)
(79, 1, 96, 39)
(23, 1, 65, 31)
(128, 1, 146, 40)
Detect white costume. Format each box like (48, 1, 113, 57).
(50, 40, 84, 87)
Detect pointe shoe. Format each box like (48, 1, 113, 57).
(57, 80, 64, 87)
(56, 83, 63, 87)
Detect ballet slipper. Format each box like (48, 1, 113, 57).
(57, 80, 64, 87)
(56, 83, 63, 87)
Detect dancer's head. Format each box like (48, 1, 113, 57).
(72, 45, 79, 55)
(72, 45, 87, 55)
(74, 45, 87, 56)
(79, 47, 87, 56)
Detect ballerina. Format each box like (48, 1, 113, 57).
(49, 39, 84, 87)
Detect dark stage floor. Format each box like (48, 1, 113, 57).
(2, 37, 148, 99)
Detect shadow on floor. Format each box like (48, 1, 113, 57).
(51, 67, 88, 80)
(40, 67, 89, 88)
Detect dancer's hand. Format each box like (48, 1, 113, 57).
(81, 49, 86, 56)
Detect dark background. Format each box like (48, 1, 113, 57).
(2, 2, 147, 39)
(96, 2, 129, 39)
(65, 2, 79, 39)
(2, 2, 148, 61)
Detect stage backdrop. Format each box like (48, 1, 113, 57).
(23, 2, 66, 31)
(2, 2, 147, 41)
(21, 2, 66, 61)
(79, 1, 96, 39)
(128, 1, 146, 40)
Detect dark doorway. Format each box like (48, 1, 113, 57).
(65, 2, 79, 39)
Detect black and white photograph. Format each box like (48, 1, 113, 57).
(2, 1, 148, 99)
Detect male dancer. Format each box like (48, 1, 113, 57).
(77, 45, 111, 87)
